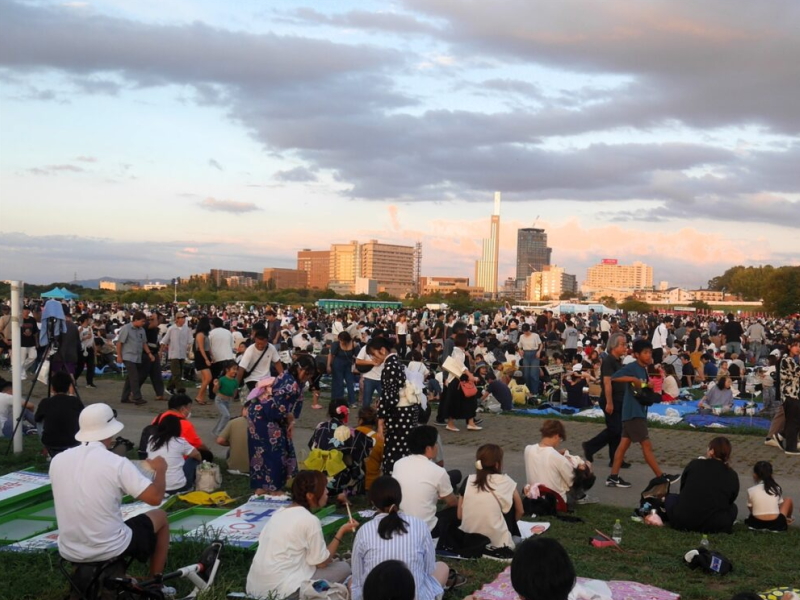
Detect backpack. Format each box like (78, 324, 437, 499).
(137, 412, 166, 459)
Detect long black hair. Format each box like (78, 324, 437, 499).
(150, 415, 183, 451)
(288, 353, 317, 381)
(753, 460, 782, 497)
(369, 476, 408, 540)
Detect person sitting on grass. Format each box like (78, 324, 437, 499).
(351, 476, 453, 600)
(362, 560, 416, 600)
(745, 460, 794, 532)
(524, 419, 596, 508)
(510, 537, 576, 600)
(459, 444, 523, 561)
(34, 371, 84, 457)
(51, 404, 170, 578)
(481, 371, 513, 411)
(697, 375, 735, 413)
(147, 414, 202, 494)
(0, 377, 36, 438)
(215, 400, 250, 476)
(665, 436, 739, 533)
(246, 470, 358, 600)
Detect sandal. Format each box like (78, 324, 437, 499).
(195, 399, 210, 405)
(311, 404, 324, 409)
(446, 568, 467, 591)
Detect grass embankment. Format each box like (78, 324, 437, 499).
(2, 439, 796, 600)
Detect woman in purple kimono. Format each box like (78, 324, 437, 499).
(248, 354, 317, 494)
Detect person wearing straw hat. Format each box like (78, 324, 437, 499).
(50, 403, 170, 576)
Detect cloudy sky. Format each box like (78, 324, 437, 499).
(1, 0, 798, 288)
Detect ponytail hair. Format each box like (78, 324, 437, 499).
(473, 444, 503, 493)
(291, 470, 328, 510)
(369, 476, 408, 540)
(753, 461, 782, 497)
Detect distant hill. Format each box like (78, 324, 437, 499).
(74, 277, 172, 289)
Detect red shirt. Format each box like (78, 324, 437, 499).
(153, 410, 203, 449)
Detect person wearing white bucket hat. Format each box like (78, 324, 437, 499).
(50, 403, 170, 576)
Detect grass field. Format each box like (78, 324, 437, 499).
(1, 439, 797, 600)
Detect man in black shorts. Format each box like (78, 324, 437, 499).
(50, 403, 169, 576)
(605, 339, 680, 489)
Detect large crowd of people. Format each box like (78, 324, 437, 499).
(1, 297, 799, 599)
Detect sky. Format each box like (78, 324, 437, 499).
(1, 0, 798, 288)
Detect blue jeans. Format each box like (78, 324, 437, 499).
(331, 359, 356, 405)
(522, 351, 540, 396)
(183, 457, 200, 490)
(361, 378, 382, 408)
(212, 397, 232, 437)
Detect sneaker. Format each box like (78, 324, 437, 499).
(482, 545, 515, 562)
(664, 473, 681, 485)
(576, 494, 599, 505)
(474, 417, 484, 425)
(581, 442, 594, 463)
(86, 384, 97, 389)
(605, 475, 632, 488)
(785, 450, 800, 456)
(765, 436, 782, 448)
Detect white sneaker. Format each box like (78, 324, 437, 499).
(765, 436, 782, 448)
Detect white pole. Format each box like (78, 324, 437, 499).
(10, 281, 23, 454)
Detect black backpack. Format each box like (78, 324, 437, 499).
(137, 413, 163, 459)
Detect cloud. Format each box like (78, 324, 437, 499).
(387, 205, 400, 230)
(208, 158, 224, 171)
(287, 7, 440, 36)
(75, 155, 97, 162)
(28, 164, 85, 175)
(273, 166, 317, 182)
(197, 197, 258, 214)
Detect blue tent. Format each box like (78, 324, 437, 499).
(41, 287, 67, 299)
(58, 287, 79, 299)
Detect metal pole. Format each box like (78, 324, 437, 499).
(10, 281, 23, 454)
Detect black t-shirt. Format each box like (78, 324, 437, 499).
(668, 458, 739, 533)
(681, 363, 695, 387)
(21, 316, 39, 348)
(686, 330, 702, 353)
(600, 353, 625, 405)
(487, 380, 512, 411)
(721, 321, 743, 343)
(35, 393, 84, 448)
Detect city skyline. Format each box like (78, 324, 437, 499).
(1, 0, 798, 286)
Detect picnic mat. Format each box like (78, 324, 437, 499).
(683, 414, 771, 430)
(471, 566, 679, 600)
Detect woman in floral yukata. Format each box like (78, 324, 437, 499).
(248, 354, 317, 495)
(367, 336, 420, 475)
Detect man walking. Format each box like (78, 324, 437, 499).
(583, 332, 630, 469)
(116, 311, 153, 406)
(209, 317, 235, 398)
(721, 313, 744, 358)
(650, 316, 671, 365)
(160, 312, 190, 394)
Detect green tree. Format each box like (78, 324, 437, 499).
(618, 298, 652, 313)
(597, 295, 618, 308)
(689, 300, 711, 310)
(762, 266, 800, 316)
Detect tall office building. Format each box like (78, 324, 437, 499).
(329, 241, 361, 294)
(516, 228, 552, 285)
(526, 265, 577, 301)
(582, 259, 653, 298)
(360, 240, 415, 298)
(297, 249, 331, 289)
(474, 192, 501, 297)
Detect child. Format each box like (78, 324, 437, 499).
(211, 361, 239, 437)
(745, 460, 794, 531)
(510, 371, 530, 406)
(354, 406, 384, 492)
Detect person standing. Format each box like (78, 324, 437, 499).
(75, 314, 96, 388)
(51, 311, 80, 377)
(19, 305, 39, 379)
(248, 355, 317, 495)
(116, 311, 152, 406)
(160, 312, 190, 394)
(721, 313, 744, 358)
(193, 316, 213, 405)
(208, 317, 235, 398)
(561, 320, 579, 362)
(237, 329, 283, 391)
(650, 316, 671, 365)
(518, 323, 542, 397)
(779, 339, 800, 457)
(141, 313, 166, 401)
(745, 319, 767, 363)
(582, 332, 630, 469)
(328, 331, 357, 407)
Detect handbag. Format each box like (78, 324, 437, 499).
(195, 461, 222, 493)
(631, 382, 660, 406)
(460, 379, 478, 398)
(299, 579, 350, 600)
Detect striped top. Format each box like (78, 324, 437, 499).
(351, 512, 444, 600)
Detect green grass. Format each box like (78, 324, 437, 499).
(2, 441, 798, 600)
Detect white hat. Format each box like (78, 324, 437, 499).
(75, 403, 124, 443)
(572, 364, 583, 372)
(442, 356, 466, 379)
(770, 349, 781, 357)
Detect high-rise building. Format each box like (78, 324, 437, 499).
(209, 269, 262, 287)
(474, 192, 501, 297)
(582, 259, 653, 298)
(360, 240, 415, 298)
(526, 265, 578, 301)
(329, 241, 361, 293)
(516, 228, 552, 285)
(297, 249, 331, 290)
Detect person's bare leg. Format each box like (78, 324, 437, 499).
(434, 561, 450, 586)
(640, 439, 663, 477)
(610, 438, 632, 475)
(146, 510, 169, 576)
(781, 498, 794, 521)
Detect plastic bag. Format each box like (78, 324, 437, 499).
(195, 461, 222, 493)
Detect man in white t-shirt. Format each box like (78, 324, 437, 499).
(209, 317, 236, 399)
(237, 330, 283, 390)
(393, 425, 458, 537)
(356, 331, 385, 408)
(50, 403, 169, 577)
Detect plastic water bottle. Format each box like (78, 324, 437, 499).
(612, 519, 622, 544)
(700, 534, 709, 549)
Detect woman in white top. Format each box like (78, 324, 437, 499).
(458, 444, 523, 550)
(351, 476, 451, 600)
(661, 364, 680, 401)
(147, 415, 201, 494)
(745, 460, 794, 532)
(247, 471, 358, 599)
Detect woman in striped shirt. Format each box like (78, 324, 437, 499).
(351, 476, 452, 600)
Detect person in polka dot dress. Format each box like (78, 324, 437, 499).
(367, 336, 420, 475)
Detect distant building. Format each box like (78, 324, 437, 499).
(516, 228, 552, 286)
(360, 240, 415, 298)
(224, 276, 258, 288)
(143, 282, 168, 290)
(419, 276, 485, 299)
(329, 241, 361, 294)
(99, 280, 137, 292)
(263, 268, 308, 291)
(475, 192, 501, 298)
(501, 277, 526, 300)
(297, 249, 331, 290)
(355, 278, 378, 296)
(209, 269, 262, 287)
(526, 265, 577, 301)
(583, 260, 653, 298)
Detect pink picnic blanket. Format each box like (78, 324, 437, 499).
(472, 567, 679, 600)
